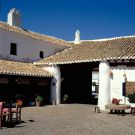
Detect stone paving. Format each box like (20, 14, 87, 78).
(1, 104, 135, 135)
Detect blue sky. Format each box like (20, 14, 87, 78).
(0, 0, 135, 41)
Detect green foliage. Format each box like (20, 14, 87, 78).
(92, 82, 96, 86)
(63, 94, 69, 100)
(127, 92, 135, 103)
(35, 96, 43, 103)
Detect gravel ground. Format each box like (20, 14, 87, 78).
(1, 104, 135, 135)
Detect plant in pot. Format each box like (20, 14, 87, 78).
(127, 92, 135, 103)
(63, 94, 69, 104)
(35, 96, 43, 107)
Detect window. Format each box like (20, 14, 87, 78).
(10, 43, 17, 55)
(39, 51, 44, 58)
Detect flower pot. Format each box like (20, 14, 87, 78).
(36, 101, 41, 107)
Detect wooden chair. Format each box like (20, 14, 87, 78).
(0, 102, 3, 129)
(11, 100, 22, 122)
(0, 102, 12, 129)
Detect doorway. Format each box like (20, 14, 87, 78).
(60, 63, 97, 104)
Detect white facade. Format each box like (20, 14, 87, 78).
(0, 9, 67, 62)
(97, 62, 135, 110)
(1, 8, 135, 108)
(110, 65, 135, 104)
(0, 29, 67, 62)
(0, 9, 69, 105)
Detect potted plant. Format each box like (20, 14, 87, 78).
(127, 92, 135, 103)
(63, 94, 69, 104)
(35, 96, 43, 107)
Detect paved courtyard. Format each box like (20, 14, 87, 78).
(1, 104, 135, 135)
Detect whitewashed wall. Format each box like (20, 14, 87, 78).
(0, 29, 67, 62)
(92, 71, 99, 80)
(110, 65, 135, 104)
(43, 66, 61, 105)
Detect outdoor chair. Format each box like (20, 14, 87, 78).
(0, 102, 3, 129)
(0, 101, 12, 129)
(11, 100, 22, 122)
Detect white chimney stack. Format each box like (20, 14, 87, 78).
(74, 30, 80, 44)
(7, 8, 21, 27)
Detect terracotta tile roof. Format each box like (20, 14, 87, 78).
(0, 60, 52, 77)
(35, 36, 135, 65)
(0, 21, 71, 47)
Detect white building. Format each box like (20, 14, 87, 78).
(0, 8, 135, 109)
(35, 32, 135, 110)
(0, 8, 69, 105)
(0, 8, 69, 62)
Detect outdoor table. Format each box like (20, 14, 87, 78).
(105, 104, 131, 116)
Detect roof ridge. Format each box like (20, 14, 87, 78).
(27, 29, 69, 43)
(0, 21, 70, 46)
(81, 35, 135, 42)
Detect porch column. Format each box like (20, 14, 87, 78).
(45, 65, 61, 105)
(98, 61, 110, 110)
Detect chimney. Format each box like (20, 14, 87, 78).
(74, 30, 80, 44)
(7, 8, 21, 27)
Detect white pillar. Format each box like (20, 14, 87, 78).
(44, 65, 61, 105)
(98, 61, 110, 110)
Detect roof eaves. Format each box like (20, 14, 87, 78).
(0, 71, 52, 77)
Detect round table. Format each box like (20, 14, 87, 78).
(105, 104, 131, 115)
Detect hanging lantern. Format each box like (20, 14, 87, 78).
(109, 70, 113, 78)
